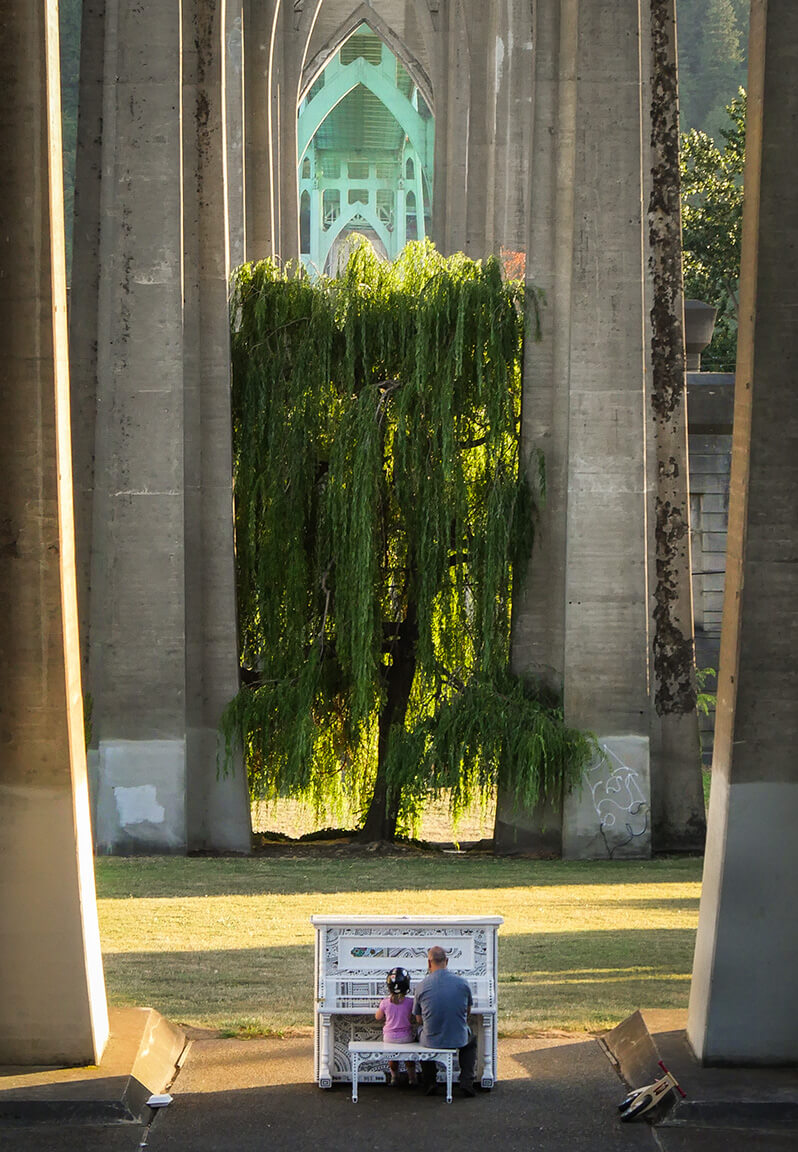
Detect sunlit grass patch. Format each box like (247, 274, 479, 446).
(95, 854, 702, 1037)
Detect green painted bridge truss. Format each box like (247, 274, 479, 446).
(298, 25, 434, 273)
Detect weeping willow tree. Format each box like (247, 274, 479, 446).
(223, 239, 592, 841)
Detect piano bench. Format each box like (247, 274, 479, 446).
(348, 1041, 457, 1103)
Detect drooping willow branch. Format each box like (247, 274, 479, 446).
(222, 238, 592, 833)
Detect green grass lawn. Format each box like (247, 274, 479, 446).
(96, 853, 703, 1038)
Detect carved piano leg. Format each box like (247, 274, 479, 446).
(445, 1053, 453, 1103)
(480, 1015, 495, 1088)
(351, 1053, 359, 1103)
(319, 1013, 333, 1088)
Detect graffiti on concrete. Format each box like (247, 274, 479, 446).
(585, 743, 649, 858)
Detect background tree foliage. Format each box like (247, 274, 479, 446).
(680, 90, 745, 372)
(676, 0, 749, 136)
(224, 241, 593, 840)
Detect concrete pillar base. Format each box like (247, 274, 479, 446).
(186, 729, 252, 854)
(0, 787, 109, 1064)
(92, 736, 251, 854)
(0, 1008, 185, 1122)
(94, 741, 187, 854)
(493, 797, 563, 857)
(688, 780, 798, 1064)
(563, 737, 651, 860)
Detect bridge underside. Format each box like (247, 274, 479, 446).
(69, 0, 705, 861)
(0, 0, 795, 1066)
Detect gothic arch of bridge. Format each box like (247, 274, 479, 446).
(321, 201, 394, 269)
(300, 2, 435, 106)
(296, 54, 431, 167)
(246, 0, 469, 265)
(296, 23, 434, 269)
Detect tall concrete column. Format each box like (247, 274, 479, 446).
(273, 2, 302, 263)
(226, 1, 246, 269)
(463, 0, 534, 259)
(501, 0, 652, 859)
(243, 0, 303, 264)
(88, 0, 186, 853)
(433, 0, 469, 254)
(463, 6, 495, 258)
(243, 0, 277, 260)
(496, 0, 571, 855)
(688, 0, 798, 1063)
(0, 0, 108, 1062)
(183, 0, 253, 851)
(83, 0, 250, 853)
(70, 0, 107, 698)
(644, 0, 705, 852)
(490, 0, 534, 256)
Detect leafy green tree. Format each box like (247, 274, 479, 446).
(681, 89, 745, 372)
(223, 240, 592, 840)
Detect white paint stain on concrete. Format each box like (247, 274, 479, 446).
(114, 784, 165, 826)
(495, 36, 505, 94)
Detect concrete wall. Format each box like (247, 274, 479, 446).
(688, 0, 798, 1064)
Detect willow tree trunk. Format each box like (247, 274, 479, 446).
(360, 605, 418, 841)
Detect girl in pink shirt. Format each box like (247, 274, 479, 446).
(375, 966, 417, 1086)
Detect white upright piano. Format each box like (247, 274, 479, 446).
(311, 914, 502, 1089)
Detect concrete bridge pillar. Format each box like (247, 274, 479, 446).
(71, 0, 251, 853)
(644, 0, 706, 853)
(0, 0, 108, 1061)
(463, 0, 533, 260)
(688, 0, 798, 1063)
(226, 1, 246, 269)
(243, 0, 275, 261)
(489, 0, 534, 257)
(432, 0, 470, 254)
(504, 0, 652, 858)
(502, 0, 703, 858)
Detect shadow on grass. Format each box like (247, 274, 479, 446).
(96, 854, 703, 900)
(102, 927, 696, 1034)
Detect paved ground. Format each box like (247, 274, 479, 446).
(142, 1035, 654, 1152)
(3, 1026, 796, 1151)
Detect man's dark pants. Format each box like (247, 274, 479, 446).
(420, 1030, 477, 1090)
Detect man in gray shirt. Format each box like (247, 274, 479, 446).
(412, 946, 477, 1097)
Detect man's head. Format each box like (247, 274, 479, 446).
(427, 946, 449, 971)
